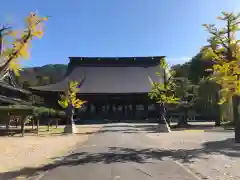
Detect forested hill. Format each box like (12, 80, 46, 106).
(16, 64, 68, 88)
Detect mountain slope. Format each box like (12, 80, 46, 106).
(17, 64, 68, 87)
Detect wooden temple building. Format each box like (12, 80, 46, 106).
(0, 70, 32, 105)
(0, 27, 32, 106)
(30, 56, 165, 122)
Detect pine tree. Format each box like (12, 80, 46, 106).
(174, 77, 198, 127)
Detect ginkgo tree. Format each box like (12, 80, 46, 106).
(0, 12, 48, 78)
(58, 81, 86, 133)
(201, 11, 240, 142)
(148, 58, 179, 126)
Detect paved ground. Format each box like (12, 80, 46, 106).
(147, 129, 238, 180)
(0, 125, 102, 175)
(1, 123, 236, 180)
(20, 123, 199, 180)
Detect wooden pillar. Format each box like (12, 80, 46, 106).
(144, 104, 148, 120)
(83, 103, 89, 119)
(105, 104, 108, 119)
(86, 103, 90, 118)
(95, 103, 99, 116)
(132, 103, 136, 120)
(15, 118, 18, 128)
(109, 103, 113, 113)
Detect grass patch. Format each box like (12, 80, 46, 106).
(183, 129, 205, 132)
(0, 126, 65, 136)
(37, 126, 65, 135)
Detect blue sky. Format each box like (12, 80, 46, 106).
(0, 0, 239, 67)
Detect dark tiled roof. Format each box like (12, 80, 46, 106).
(0, 81, 31, 94)
(0, 70, 31, 94)
(68, 56, 165, 67)
(30, 66, 163, 93)
(0, 94, 32, 105)
(30, 56, 164, 93)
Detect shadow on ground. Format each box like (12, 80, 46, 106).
(170, 123, 223, 132)
(0, 128, 34, 136)
(75, 122, 220, 135)
(0, 122, 220, 137)
(75, 124, 164, 135)
(0, 136, 239, 179)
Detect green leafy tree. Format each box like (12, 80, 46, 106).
(197, 79, 221, 125)
(174, 77, 198, 127)
(187, 53, 214, 84)
(173, 54, 222, 125)
(148, 58, 179, 125)
(201, 11, 240, 142)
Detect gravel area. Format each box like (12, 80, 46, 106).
(147, 131, 240, 180)
(0, 125, 102, 173)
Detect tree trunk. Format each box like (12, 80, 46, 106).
(64, 105, 77, 133)
(214, 90, 221, 127)
(159, 103, 166, 124)
(47, 121, 50, 132)
(21, 117, 25, 137)
(158, 103, 171, 132)
(65, 105, 74, 125)
(37, 118, 39, 135)
(5, 118, 10, 129)
(177, 111, 190, 128)
(232, 95, 240, 143)
(56, 119, 58, 128)
(215, 118, 221, 127)
(32, 118, 34, 130)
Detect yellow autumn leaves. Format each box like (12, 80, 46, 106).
(148, 58, 180, 104)
(201, 12, 240, 105)
(208, 60, 240, 104)
(58, 81, 87, 109)
(1, 12, 48, 76)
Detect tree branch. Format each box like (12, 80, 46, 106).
(0, 19, 42, 76)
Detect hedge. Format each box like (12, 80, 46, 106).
(0, 105, 66, 118)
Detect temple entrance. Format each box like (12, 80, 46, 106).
(75, 94, 159, 123)
(97, 103, 134, 122)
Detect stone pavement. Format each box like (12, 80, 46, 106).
(1, 123, 200, 180)
(147, 130, 239, 180)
